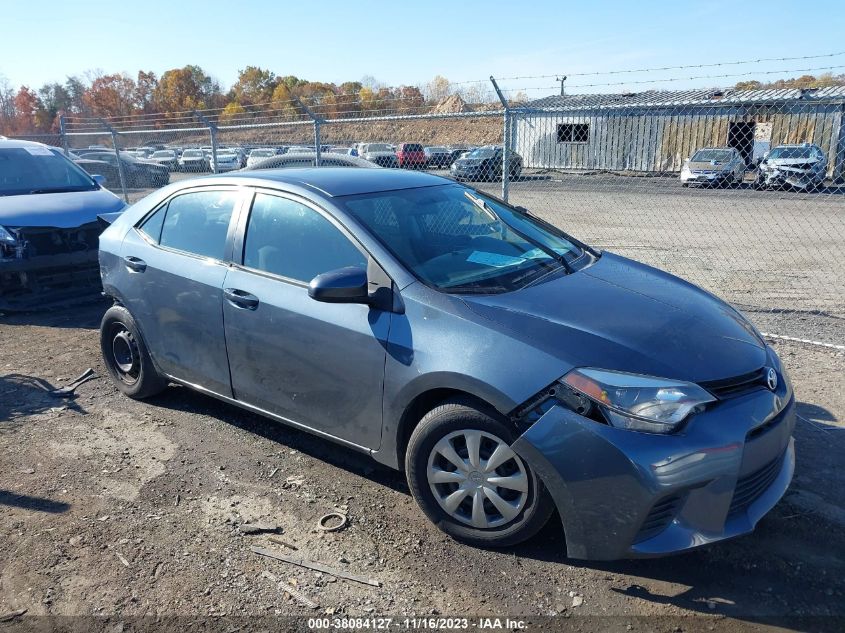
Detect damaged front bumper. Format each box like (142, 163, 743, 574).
(756, 168, 821, 190)
(511, 385, 795, 560)
(0, 221, 104, 311)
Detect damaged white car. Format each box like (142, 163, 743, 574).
(0, 139, 125, 310)
(753, 143, 828, 191)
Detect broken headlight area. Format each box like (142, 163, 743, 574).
(0, 222, 103, 309)
(514, 369, 715, 435)
(0, 222, 101, 261)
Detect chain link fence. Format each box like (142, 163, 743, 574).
(7, 78, 843, 349)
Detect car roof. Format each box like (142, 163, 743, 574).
(0, 138, 52, 149)
(196, 167, 452, 197)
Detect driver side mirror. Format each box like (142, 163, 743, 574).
(308, 266, 369, 304)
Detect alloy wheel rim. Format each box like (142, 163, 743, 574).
(111, 326, 140, 385)
(426, 429, 529, 529)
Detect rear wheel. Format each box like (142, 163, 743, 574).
(100, 305, 167, 399)
(406, 399, 554, 547)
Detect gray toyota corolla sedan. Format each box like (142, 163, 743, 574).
(98, 168, 794, 560)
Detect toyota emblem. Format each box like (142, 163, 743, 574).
(766, 368, 778, 391)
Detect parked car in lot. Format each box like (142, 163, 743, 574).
(396, 143, 426, 168)
(680, 147, 746, 187)
(753, 143, 827, 191)
(243, 153, 379, 171)
(98, 168, 794, 560)
(178, 149, 209, 172)
(329, 147, 358, 156)
(360, 143, 399, 168)
(448, 148, 473, 165)
(450, 146, 523, 181)
(209, 151, 242, 173)
(424, 146, 452, 168)
(76, 151, 170, 188)
(149, 150, 179, 171)
(0, 139, 125, 309)
(245, 148, 279, 169)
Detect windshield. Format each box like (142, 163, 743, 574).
(466, 148, 496, 159)
(152, 151, 174, 158)
(250, 149, 275, 157)
(768, 147, 815, 160)
(366, 144, 392, 152)
(183, 150, 203, 157)
(341, 184, 586, 293)
(0, 147, 98, 196)
(691, 149, 732, 162)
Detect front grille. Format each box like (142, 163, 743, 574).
(728, 451, 785, 516)
(634, 494, 683, 542)
(700, 368, 767, 399)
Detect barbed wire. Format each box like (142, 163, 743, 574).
(484, 50, 845, 83)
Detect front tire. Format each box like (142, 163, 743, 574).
(100, 305, 167, 399)
(406, 399, 554, 547)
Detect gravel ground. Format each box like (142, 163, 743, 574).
(1, 298, 843, 631)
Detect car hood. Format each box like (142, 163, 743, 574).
(0, 188, 125, 228)
(461, 252, 767, 383)
(688, 160, 731, 171)
(765, 157, 820, 167)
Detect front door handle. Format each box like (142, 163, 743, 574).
(123, 256, 146, 272)
(224, 288, 259, 310)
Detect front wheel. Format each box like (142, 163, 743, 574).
(406, 399, 555, 547)
(100, 305, 168, 399)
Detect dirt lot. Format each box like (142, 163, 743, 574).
(1, 294, 844, 632)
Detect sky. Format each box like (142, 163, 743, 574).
(1, 0, 844, 97)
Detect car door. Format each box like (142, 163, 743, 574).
(118, 187, 246, 396)
(222, 190, 390, 449)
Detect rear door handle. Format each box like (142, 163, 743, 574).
(224, 288, 259, 310)
(123, 256, 146, 272)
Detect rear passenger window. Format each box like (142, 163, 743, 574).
(243, 193, 366, 283)
(138, 205, 166, 242)
(159, 190, 238, 259)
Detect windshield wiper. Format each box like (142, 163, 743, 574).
(28, 187, 93, 194)
(463, 191, 573, 273)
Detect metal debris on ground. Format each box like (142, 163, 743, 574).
(279, 581, 320, 610)
(241, 523, 283, 535)
(49, 368, 96, 397)
(0, 609, 27, 623)
(251, 546, 382, 587)
(317, 512, 348, 532)
(268, 536, 299, 551)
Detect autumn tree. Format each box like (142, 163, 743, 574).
(270, 82, 299, 119)
(219, 102, 246, 124)
(135, 71, 158, 114)
(153, 65, 221, 114)
(12, 86, 45, 134)
(83, 73, 137, 118)
(231, 66, 277, 106)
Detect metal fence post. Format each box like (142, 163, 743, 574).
(194, 111, 219, 174)
(295, 97, 323, 166)
(490, 76, 510, 202)
(58, 114, 70, 157)
(99, 119, 129, 203)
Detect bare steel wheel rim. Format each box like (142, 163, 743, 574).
(110, 325, 140, 385)
(426, 429, 529, 529)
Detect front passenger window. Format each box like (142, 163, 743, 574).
(243, 193, 366, 283)
(159, 190, 239, 260)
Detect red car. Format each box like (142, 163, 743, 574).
(396, 143, 426, 168)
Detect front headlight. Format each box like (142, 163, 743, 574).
(0, 225, 18, 245)
(562, 368, 716, 434)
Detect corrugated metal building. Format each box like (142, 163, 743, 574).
(513, 87, 845, 179)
